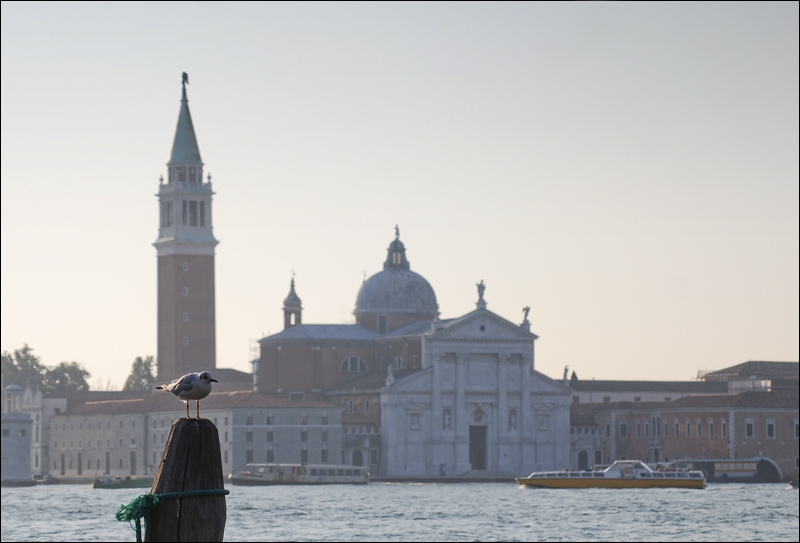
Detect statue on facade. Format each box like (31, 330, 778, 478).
(522, 306, 530, 322)
(477, 280, 485, 301)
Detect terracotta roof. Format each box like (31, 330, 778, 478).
(59, 391, 341, 417)
(576, 390, 798, 413)
(569, 379, 727, 394)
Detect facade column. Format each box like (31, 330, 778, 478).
(455, 352, 470, 474)
(496, 353, 508, 471)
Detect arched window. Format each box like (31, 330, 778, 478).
(392, 357, 404, 370)
(352, 450, 364, 466)
(340, 357, 367, 373)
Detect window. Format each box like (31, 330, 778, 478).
(19, 429, 26, 437)
(620, 423, 627, 437)
(636, 422, 641, 437)
(686, 421, 691, 437)
(301, 449, 308, 463)
(246, 415, 253, 425)
(183, 337, 189, 345)
(301, 430, 308, 442)
(322, 430, 328, 442)
(267, 431, 274, 442)
(246, 431, 253, 443)
(266, 416, 274, 425)
(709, 420, 714, 438)
(697, 421, 702, 437)
(246, 449, 253, 463)
(746, 420, 754, 438)
(301, 415, 308, 425)
(645, 423, 649, 437)
(722, 419, 728, 438)
(766, 420, 775, 439)
(606, 424, 610, 437)
(413, 355, 420, 368)
(675, 421, 680, 437)
(378, 316, 387, 333)
(321, 449, 328, 462)
(795, 420, 799, 439)
(290, 392, 303, 402)
(267, 449, 274, 463)
(183, 312, 189, 322)
(364, 402, 369, 414)
(573, 396, 581, 404)
(321, 415, 328, 425)
(189, 200, 198, 226)
(341, 357, 367, 373)
(393, 357, 404, 370)
(183, 262, 188, 272)
(183, 287, 189, 296)
(347, 400, 355, 414)
(664, 423, 669, 437)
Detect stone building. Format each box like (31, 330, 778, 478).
(257, 228, 572, 478)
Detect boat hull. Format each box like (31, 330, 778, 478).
(229, 478, 368, 486)
(515, 477, 705, 489)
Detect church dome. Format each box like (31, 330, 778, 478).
(354, 227, 438, 318)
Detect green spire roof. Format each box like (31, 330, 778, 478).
(169, 77, 202, 165)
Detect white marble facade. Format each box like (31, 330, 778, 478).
(380, 308, 571, 478)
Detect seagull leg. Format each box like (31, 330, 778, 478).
(185, 402, 190, 419)
(196, 400, 200, 419)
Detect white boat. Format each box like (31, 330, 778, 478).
(515, 460, 706, 489)
(228, 463, 369, 485)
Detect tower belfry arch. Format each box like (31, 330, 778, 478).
(153, 73, 219, 380)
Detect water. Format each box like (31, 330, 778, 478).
(2, 482, 798, 542)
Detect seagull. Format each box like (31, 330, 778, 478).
(156, 371, 218, 419)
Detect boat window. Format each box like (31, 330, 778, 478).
(640, 472, 652, 477)
(569, 473, 580, 477)
(328, 469, 336, 476)
(593, 473, 605, 477)
(557, 473, 568, 477)
(546, 473, 556, 477)
(581, 473, 592, 477)
(665, 473, 676, 478)
(337, 469, 345, 476)
(346, 469, 354, 476)
(677, 472, 688, 477)
(653, 473, 664, 478)
(310, 469, 318, 476)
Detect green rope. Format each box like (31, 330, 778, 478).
(116, 488, 230, 542)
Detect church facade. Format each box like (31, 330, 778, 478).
(257, 229, 571, 478)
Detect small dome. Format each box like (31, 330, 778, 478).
(354, 227, 438, 317)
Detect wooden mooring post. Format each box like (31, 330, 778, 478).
(149, 418, 227, 542)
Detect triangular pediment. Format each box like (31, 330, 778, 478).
(429, 309, 536, 341)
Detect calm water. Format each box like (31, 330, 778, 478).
(2, 482, 798, 542)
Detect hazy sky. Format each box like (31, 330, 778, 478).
(2, 2, 798, 389)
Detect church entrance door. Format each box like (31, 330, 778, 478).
(469, 426, 487, 470)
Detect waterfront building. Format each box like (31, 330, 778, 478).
(1, 384, 33, 485)
(257, 229, 573, 478)
(46, 390, 343, 481)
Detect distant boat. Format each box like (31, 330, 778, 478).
(229, 463, 369, 486)
(1, 478, 36, 487)
(515, 460, 706, 489)
(92, 474, 154, 489)
(32, 474, 59, 485)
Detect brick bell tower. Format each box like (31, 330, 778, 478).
(153, 73, 218, 380)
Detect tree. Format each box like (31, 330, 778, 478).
(1, 344, 48, 389)
(42, 361, 91, 392)
(123, 356, 156, 391)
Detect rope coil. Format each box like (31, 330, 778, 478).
(116, 488, 230, 542)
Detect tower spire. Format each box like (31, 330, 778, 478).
(169, 72, 202, 165)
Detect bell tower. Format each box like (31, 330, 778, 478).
(153, 73, 218, 380)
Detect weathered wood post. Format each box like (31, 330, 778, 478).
(149, 418, 226, 541)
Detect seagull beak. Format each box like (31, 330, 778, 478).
(211, 379, 218, 383)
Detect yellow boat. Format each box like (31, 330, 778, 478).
(515, 460, 706, 489)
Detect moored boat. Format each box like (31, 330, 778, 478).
(92, 474, 154, 489)
(229, 463, 369, 485)
(515, 460, 706, 489)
